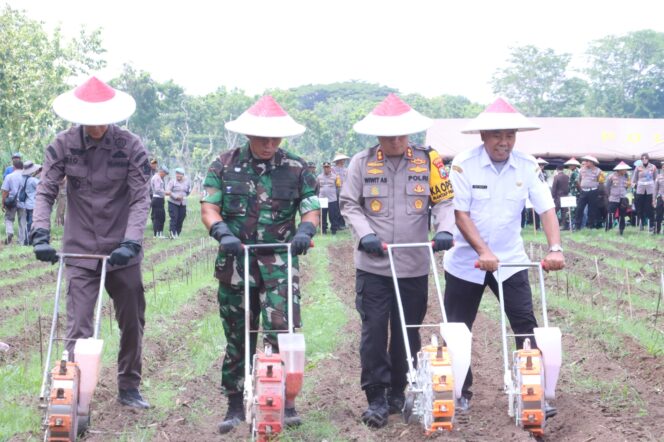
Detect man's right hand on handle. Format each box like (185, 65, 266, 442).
(30, 228, 58, 264)
(476, 251, 499, 272)
(209, 221, 242, 256)
(359, 233, 384, 257)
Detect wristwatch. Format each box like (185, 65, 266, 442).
(548, 244, 564, 253)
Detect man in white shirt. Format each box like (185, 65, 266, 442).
(443, 98, 565, 415)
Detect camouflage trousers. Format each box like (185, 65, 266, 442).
(216, 251, 301, 395)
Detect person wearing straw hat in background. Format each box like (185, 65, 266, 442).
(340, 94, 455, 428)
(332, 152, 350, 229)
(200, 96, 319, 434)
(575, 155, 604, 230)
(165, 167, 190, 238)
(606, 161, 632, 235)
(443, 98, 565, 416)
(632, 153, 657, 232)
(30, 76, 152, 409)
(150, 165, 169, 238)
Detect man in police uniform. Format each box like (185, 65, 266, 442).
(443, 98, 565, 415)
(332, 152, 350, 229)
(606, 162, 631, 235)
(200, 96, 320, 434)
(633, 153, 657, 231)
(654, 162, 664, 234)
(575, 155, 604, 230)
(317, 161, 340, 234)
(340, 94, 455, 429)
(31, 77, 152, 409)
(150, 165, 169, 238)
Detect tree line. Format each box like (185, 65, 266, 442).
(2, 4, 664, 182)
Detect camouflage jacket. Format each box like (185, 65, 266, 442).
(202, 144, 319, 250)
(569, 169, 580, 196)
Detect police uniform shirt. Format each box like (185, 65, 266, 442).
(606, 173, 630, 202)
(443, 145, 554, 284)
(654, 173, 664, 201)
(317, 171, 338, 202)
(166, 177, 190, 205)
(579, 166, 603, 190)
(150, 173, 166, 198)
(340, 144, 455, 278)
(633, 163, 657, 194)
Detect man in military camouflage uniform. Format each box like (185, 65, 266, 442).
(565, 158, 580, 228)
(200, 96, 319, 434)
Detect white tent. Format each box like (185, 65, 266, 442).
(426, 117, 664, 162)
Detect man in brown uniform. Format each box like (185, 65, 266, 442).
(551, 165, 570, 229)
(340, 94, 455, 428)
(30, 77, 152, 409)
(574, 155, 604, 230)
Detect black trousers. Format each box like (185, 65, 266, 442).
(168, 202, 187, 235)
(151, 197, 165, 234)
(443, 270, 537, 399)
(607, 200, 627, 233)
(355, 270, 428, 391)
(575, 189, 599, 229)
(656, 197, 664, 233)
(635, 193, 654, 227)
(321, 200, 341, 234)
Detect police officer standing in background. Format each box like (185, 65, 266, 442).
(332, 152, 350, 229)
(200, 96, 319, 434)
(30, 76, 152, 409)
(633, 153, 657, 231)
(606, 161, 631, 235)
(165, 167, 190, 238)
(317, 161, 340, 234)
(340, 94, 455, 429)
(443, 98, 565, 416)
(575, 155, 604, 230)
(150, 165, 169, 238)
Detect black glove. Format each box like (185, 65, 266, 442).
(31, 228, 58, 264)
(359, 233, 384, 257)
(210, 221, 243, 256)
(291, 222, 316, 256)
(108, 240, 141, 266)
(432, 231, 454, 252)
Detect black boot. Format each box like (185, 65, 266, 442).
(218, 393, 245, 434)
(386, 387, 405, 415)
(361, 386, 388, 428)
(284, 407, 302, 427)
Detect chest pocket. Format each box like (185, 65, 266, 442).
(406, 182, 430, 215)
(271, 179, 299, 221)
(222, 181, 250, 217)
(470, 187, 491, 212)
(106, 161, 129, 180)
(505, 187, 528, 211)
(363, 183, 388, 217)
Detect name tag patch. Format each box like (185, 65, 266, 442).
(472, 185, 488, 189)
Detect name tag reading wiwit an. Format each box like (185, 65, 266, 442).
(560, 196, 577, 208)
(319, 197, 329, 209)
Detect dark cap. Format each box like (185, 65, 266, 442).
(150, 158, 158, 164)
(307, 161, 316, 167)
(323, 161, 331, 166)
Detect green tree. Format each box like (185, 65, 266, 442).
(0, 5, 105, 164)
(491, 45, 588, 116)
(585, 30, 664, 117)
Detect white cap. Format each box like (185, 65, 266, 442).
(225, 96, 305, 137)
(580, 155, 599, 165)
(52, 76, 136, 125)
(564, 157, 581, 166)
(332, 153, 350, 162)
(353, 94, 432, 136)
(613, 161, 631, 171)
(462, 98, 539, 134)
(536, 157, 549, 165)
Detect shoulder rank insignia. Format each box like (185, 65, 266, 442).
(409, 165, 427, 173)
(376, 150, 384, 161)
(367, 161, 384, 167)
(367, 168, 384, 175)
(413, 184, 425, 193)
(410, 158, 427, 166)
(406, 147, 413, 158)
(452, 165, 463, 173)
(370, 199, 382, 212)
